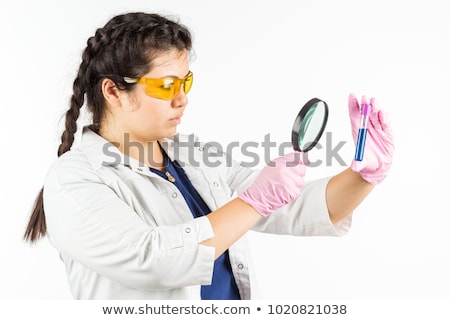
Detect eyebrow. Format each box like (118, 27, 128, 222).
(160, 71, 191, 79)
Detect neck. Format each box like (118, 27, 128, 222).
(99, 126, 164, 170)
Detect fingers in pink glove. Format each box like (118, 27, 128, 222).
(368, 97, 393, 136)
(348, 94, 394, 185)
(348, 93, 362, 139)
(348, 93, 360, 117)
(349, 94, 385, 141)
(361, 95, 370, 108)
(238, 152, 306, 217)
(269, 151, 305, 169)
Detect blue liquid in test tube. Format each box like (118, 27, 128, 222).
(354, 103, 371, 161)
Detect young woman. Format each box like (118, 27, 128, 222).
(24, 12, 394, 300)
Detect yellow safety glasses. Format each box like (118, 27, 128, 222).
(124, 71, 193, 100)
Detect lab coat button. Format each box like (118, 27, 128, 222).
(213, 181, 219, 187)
(171, 192, 178, 198)
(237, 263, 244, 269)
(199, 146, 204, 151)
(185, 227, 191, 234)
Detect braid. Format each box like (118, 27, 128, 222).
(57, 57, 88, 156)
(24, 45, 92, 242)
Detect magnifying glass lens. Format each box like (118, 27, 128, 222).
(292, 98, 328, 152)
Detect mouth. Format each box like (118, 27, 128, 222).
(169, 113, 183, 124)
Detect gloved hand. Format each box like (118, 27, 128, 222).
(349, 93, 394, 185)
(238, 152, 306, 216)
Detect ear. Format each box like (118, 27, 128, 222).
(101, 78, 122, 108)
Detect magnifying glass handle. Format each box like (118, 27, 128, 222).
(354, 103, 371, 161)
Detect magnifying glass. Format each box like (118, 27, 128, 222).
(291, 98, 329, 152)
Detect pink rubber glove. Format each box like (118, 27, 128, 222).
(349, 93, 394, 185)
(238, 152, 306, 216)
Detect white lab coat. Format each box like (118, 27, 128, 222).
(43, 127, 351, 299)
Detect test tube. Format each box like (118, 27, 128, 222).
(354, 103, 371, 161)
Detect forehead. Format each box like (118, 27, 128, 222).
(147, 49, 190, 78)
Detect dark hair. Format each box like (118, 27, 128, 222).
(24, 12, 192, 242)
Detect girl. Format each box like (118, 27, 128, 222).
(24, 12, 393, 299)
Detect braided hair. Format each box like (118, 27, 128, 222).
(24, 12, 192, 242)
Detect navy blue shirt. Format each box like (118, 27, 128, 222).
(149, 151, 241, 300)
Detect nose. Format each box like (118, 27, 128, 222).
(171, 87, 188, 109)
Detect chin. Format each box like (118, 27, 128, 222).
(167, 127, 178, 137)
(157, 128, 177, 140)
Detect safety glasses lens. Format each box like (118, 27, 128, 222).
(142, 72, 193, 100)
(183, 74, 193, 94)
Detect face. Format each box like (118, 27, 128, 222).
(118, 49, 190, 142)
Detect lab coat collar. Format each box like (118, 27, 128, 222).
(78, 127, 203, 172)
(79, 127, 130, 170)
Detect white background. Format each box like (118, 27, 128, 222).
(1, 0, 449, 300)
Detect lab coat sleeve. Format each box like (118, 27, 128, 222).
(252, 176, 352, 236)
(43, 154, 216, 291)
(224, 157, 351, 237)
